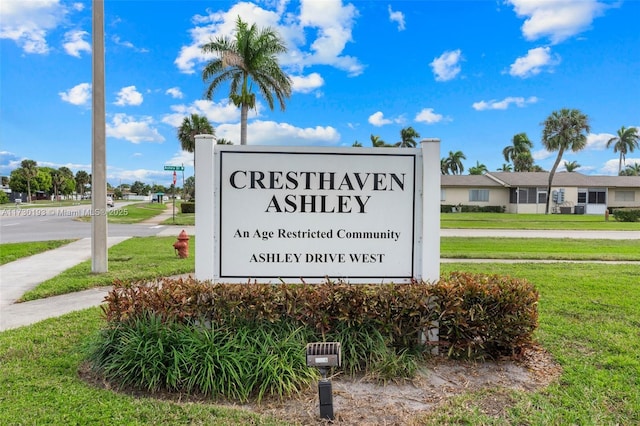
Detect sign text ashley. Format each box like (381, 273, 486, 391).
(215, 147, 422, 281)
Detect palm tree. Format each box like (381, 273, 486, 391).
(541, 108, 590, 214)
(216, 138, 234, 145)
(177, 113, 214, 172)
(370, 134, 390, 147)
(606, 126, 640, 174)
(51, 169, 67, 202)
(620, 162, 640, 176)
(20, 159, 38, 202)
(352, 140, 362, 147)
(75, 170, 90, 199)
(468, 161, 487, 175)
(440, 158, 450, 175)
(202, 16, 292, 145)
(563, 160, 580, 172)
(395, 126, 420, 147)
(502, 133, 534, 172)
(497, 163, 513, 172)
(446, 150, 466, 175)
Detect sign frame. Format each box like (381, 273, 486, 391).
(195, 137, 440, 284)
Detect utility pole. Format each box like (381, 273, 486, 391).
(92, 0, 107, 273)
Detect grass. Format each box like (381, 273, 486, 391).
(75, 202, 167, 224)
(441, 237, 640, 260)
(0, 240, 76, 265)
(163, 209, 195, 226)
(423, 262, 640, 425)
(441, 212, 640, 230)
(18, 236, 195, 302)
(0, 309, 284, 426)
(1, 263, 638, 424)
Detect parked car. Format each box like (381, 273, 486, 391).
(107, 196, 114, 207)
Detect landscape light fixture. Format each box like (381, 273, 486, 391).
(305, 342, 342, 420)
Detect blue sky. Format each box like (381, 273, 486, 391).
(1, 0, 639, 188)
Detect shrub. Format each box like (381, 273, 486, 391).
(0, 191, 8, 204)
(612, 209, 640, 222)
(92, 274, 539, 397)
(180, 202, 195, 213)
(432, 272, 539, 359)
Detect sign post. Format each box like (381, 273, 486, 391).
(165, 166, 184, 223)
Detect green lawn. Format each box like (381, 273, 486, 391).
(1, 263, 638, 424)
(0, 240, 76, 265)
(18, 236, 195, 302)
(441, 212, 639, 230)
(441, 237, 640, 260)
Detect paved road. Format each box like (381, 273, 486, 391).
(0, 202, 183, 243)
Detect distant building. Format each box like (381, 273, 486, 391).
(441, 172, 640, 214)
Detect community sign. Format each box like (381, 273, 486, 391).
(195, 140, 440, 283)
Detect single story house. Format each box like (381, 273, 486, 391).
(440, 172, 640, 214)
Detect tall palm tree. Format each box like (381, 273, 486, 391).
(395, 126, 420, 147)
(606, 126, 640, 174)
(563, 160, 580, 172)
(20, 159, 38, 202)
(216, 138, 234, 145)
(502, 133, 534, 172)
(497, 163, 513, 172)
(202, 16, 292, 145)
(446, 150, 466, 175)
(177, 113, 214, 172)
(541, 108, 590, 214)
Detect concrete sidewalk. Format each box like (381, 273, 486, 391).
(1, 227, 638, 332)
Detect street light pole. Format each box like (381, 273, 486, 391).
(91, 0, 107, 273)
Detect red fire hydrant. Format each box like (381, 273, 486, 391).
(173, 230, 190, 258)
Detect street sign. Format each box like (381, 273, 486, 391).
(164, 165, 184, 171)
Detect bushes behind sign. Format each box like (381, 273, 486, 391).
(89, 274, 538, 399)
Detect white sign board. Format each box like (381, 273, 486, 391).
(196, 140, 440, 283)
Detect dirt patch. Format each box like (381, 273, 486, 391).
(80, 344, 561, 425)
(244, 344, 561, 425)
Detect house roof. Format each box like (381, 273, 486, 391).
(442, 172, 640, 189)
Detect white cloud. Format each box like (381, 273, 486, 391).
(111, 35, 149, 53)
(509, 47, 560, 78)
(114, 86, 143, 106)
(62, 30, 90, 57)
(165, 87, 184, 99)
(415, 108, 447, 124)
(598, 158, 640, 176)
(430, 49, 463, 82)
(532, 149, 552, 161)
(168, 150, 196, 168)
(161, 99, 243, 128)
(215, 120, 340, 146)
(290, 73, 324, 93)
(59, 82, 91, 106)
(174, 1, 363, 77)
(507, 0, 608, 44)
(585, 132, 613, 150)
(388, 5, 406, 31)
(368, 111, 392, 127)
(106, 113, 165, 143)
(0, 0, 68, 54)
(472, 96, 539, 111)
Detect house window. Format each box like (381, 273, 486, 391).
(469, 189, 489, 202)
(614, 191, 635, 202)
(588, 189, 606, 204)
(577, 190, 587, 204)
(441, 189, 446, 201)
(509, 187, 544, 204)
